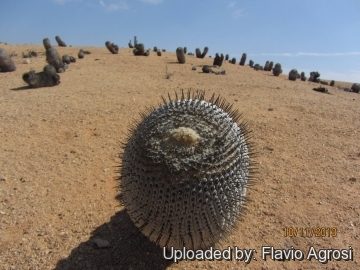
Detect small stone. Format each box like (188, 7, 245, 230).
(92, 237, 111, 248)
(349, 177, 356, 182)
(23, 58, 30, 64)
(268, 108, 274, 111)
(192, 66, 196, 71)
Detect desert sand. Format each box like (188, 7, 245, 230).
(0, 44, 359, 270)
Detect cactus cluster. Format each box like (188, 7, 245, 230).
(268, 61, 274, 72)
(263, 61, 270, 71)
(213, 53, 224, 67)
(0, 48, 16, 72)
(225, 54, 229, 61)
(105, 41, 119, 54)
(55, 36, 67, 47)
(248, 60, 254, 67)
(43, 38, 67, 73)
(22, 65, 60, 88)
(309, 71, 320, 82)
(300, 72, 306, 81)
(133, 43, 149, 56)
(230, 57, 236, 64)
(195, 47, 209, 58)
(119, 89, 254, 250)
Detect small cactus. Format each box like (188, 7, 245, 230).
(157, 51, 162, 56)
(105, 41, 119, 54)
(153, 46, 158, 52)
(300, 72, 306, 81)
(330, 80, 335, 86)
(351, 83, 360, 93)
(264, 61, 269, 71)
(62, 55, 71, 64)
(268, 61, 274, 72)
(239, 53, 246, 66)
(231, 57, 236, 64)
(78, 49, 85, 59)
(55, 36, 67, 47)
(288, 69, 298, 81)
(225, 54, 229, 61)
(176, 47, 186, 64)
(128, 40, 134, 48)
(184, 47, 187, 54)
(43, 38, 65, 73)
(0, 48, 16, 72)
(119, 89, 254, 250)
(201, 47, 209, 58)
(309, 71, 320, 82)
(195, 48, 201, 58)
(272, 63, 282, 76)
(249, 60, 254, 67)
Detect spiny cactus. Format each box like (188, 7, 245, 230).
(78, 49, 84, 59)
(225, 54, 229, 61)
(249, 60, 254, 67)
(0, 48, 16, 72)
(43, 38, 66, 73)
(157, 51, 162, 56)
(22, 65, 60, 88)
(144, 50, 150, 57)
(184, 47, 187, 54)
(119, 89, 255, 250)
(69, 56, 76, 63)
(231, 57, 236, 64)
(288, 69, 298, 81)
(254, 64, 260, 71)
(351, 83, 360, 93)
(154, 46, 158, 52)
(239, 53, 246, 66)
(105, 41, 119, 54)
(55, 36, 67, 47)
(300, 72, 306, 81)
(176, 47, 186, 64)
(309, 71, 320, 82)
(195, 48, 202, 58)
(330, 80, 335, 86)
(213, 53, 224, 67)
(62, 55, 71, 64)
(264, 61, 270, 71)
(272, 63, 282, 76)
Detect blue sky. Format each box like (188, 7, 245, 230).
(1, 0, 359, 82)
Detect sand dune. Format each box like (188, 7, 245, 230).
(0, 44, 359, 269)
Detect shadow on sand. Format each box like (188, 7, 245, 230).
(55, 206, 173, 270)
(10, 86, 32, 91)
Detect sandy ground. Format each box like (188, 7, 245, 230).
(0, 44, 359, 270)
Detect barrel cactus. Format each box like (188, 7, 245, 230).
(254, 64, 260, 71)
(300, 72, 306, 81)
(176, 47, 186, 64)
(231, 57, 236, 64)
(249, 60, 254, 67)
(43, 38, 66, 73)
(119, 89, 255, 250)
(239, 53, 246, 66)
(184, 47, 187, 54)
(157, 51, 162, 56)
(201, 47, 209, 58)
(213, 53, 224, 67)
(22, 65, 60, 88)
(62, 55, 71, 64)
(0, 48, 16, 72)
(288, 69, 298, 81)
(272, 63, 282, 76)
(55, 36, 67, 47)
(78, 49, 85, 59)
(154, 46, 158, 52)
(351, 83, 360, 93)
(330, 80, 335, 86)
(225, 54, 229, 61)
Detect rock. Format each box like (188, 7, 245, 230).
(92, 238, 111, 248)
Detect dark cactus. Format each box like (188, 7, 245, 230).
(351, 83, 360, 93)
(231, 57, 236, 64)
(55, 36, 67, 47)
(78, 49, 84, 59)
(272, 63, 282, 76)
(176, 47, 186, 64)
(22, 65, 60, 88)
(153, 46, 158, 52)
(288, 69, 298, 81)
(268, 61, 274, 71)
(105, 41, 119, 54)
(239, 53, 246, 66)
(330, 80, 335, 86)
(213, 53, 224, 67)
(300, 72, 306, 81)
(0, 48, 16, 72)
(200, 47, 209, 58)
(195, 48, 201, 58)
(264, 61, 270, 71)
(249, 60, 254, 67)
(128, 40, 134, 48)
(43, 38, 65, 73)
(254, 64, 260, 71)
(157, 51, 162, 56)
(184, 47, 187, 54)
(225, 54, 229, 61)
(62, 55, 71, 64)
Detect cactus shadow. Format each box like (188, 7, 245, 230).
(10, 86, 32, 91)
(55, 208, 173, 270)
